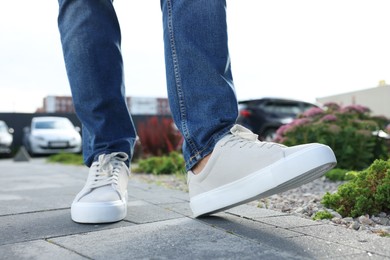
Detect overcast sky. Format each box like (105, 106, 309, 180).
(1, 0, 390, 112)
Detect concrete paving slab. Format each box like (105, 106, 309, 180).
(161, 202, 193, 217)
(0, 159, 85, 216)
(1, 158, 390, 259)
(201, 213, 370, 259)
(51, 217, 304, 260)
(0, 160, 86, 194)
(226, 204, 288, 218)
(0, 209, 134, 246)
(286, 235, 364, 259)
(199, 213, 319, 258)
(292, 224, 390, 257)
(0, 159, 88, 181)
(0, 240, 87, 260)
(125, 200, 183, 224)
(128, 180, 189, 201)
(200, 213, 302, 238)
(0, 186, 78, 216)
(331, 253, 390, 259)
(253, 215, 322, 228)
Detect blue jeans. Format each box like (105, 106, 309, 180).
(57, 0, 238, 171)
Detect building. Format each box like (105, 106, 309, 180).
(126, 97, 171, 115)
(316, 81, 390, 118)
(43, 96, 75, 113)
(40, 95, 171, 115)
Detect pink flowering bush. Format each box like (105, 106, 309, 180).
(302, 107, 324, 117)
(275, 103, 389, 170)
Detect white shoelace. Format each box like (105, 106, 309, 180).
(89, 152, 128, 189)
(223, 124, 282, 149)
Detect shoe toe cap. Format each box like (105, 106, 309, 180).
(79, 185, 121, 203)
(283, 143, 336, 161)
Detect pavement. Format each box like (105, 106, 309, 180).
(0, 158, 389, 260)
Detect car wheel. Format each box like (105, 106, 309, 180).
(26, 142, 35, 157)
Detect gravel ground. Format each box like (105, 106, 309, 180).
(132, 173, 390, 237)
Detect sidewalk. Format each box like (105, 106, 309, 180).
(0, 158, 389, 260)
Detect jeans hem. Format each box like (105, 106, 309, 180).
(185, 126, 232, 171)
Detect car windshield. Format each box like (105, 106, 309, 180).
(262, 102, 302, 115)
(0, 122, 7, 132)
(34, 119, 73, 130)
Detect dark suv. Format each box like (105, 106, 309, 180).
(236, 98, 317, 141)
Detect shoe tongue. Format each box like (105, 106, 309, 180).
(98, 152, 128, 164)
(111, 152, 128, 162)
(230, 125, 258, 141)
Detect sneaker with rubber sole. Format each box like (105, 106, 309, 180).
(71, 152, 130, 223)
(188, 124, 337, 217)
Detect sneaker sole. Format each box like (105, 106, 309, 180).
(71, 192, 128, 223)
(190, 144, 336, 217)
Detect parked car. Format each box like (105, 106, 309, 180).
(23, 116, 82, 155)
(0, 120, 14, 155)
(236, 98, 318, 141)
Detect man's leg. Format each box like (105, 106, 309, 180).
(161, 0, 337, 217)
(58, 0, 135, 223)
(161, 0, 238, 172)
(58, 0, 136, 166)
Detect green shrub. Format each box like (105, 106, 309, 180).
(275, 103, 389, 170)
(325, 168, 357, 181)
(322, 159, 390, 217)
(312, 210, 333, 220)
(47, 153, 84, 165)
(133, 151, 185, 175)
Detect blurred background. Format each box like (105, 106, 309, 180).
(1, 0, 390, 158)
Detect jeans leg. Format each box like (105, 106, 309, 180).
(161, 0, 238, 171)
(58, 0, 136, 167)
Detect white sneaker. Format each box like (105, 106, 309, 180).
(188, 125, 337, 217)
(71, 152, 130, 223)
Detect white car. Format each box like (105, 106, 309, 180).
(24, 117, 82, 155)
(0, 120, 13, 155)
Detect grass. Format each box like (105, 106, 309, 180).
(47, 153, 84, 165)
(312, 210, 333, 221)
